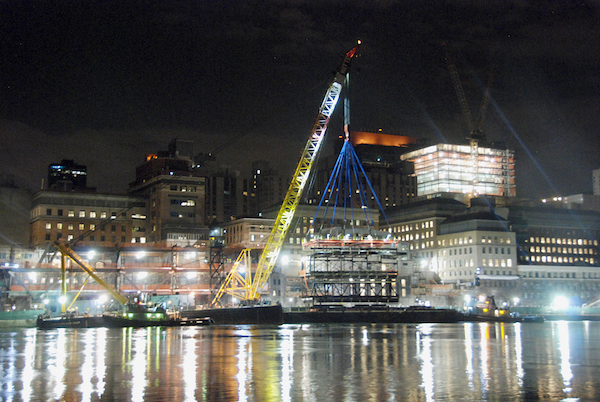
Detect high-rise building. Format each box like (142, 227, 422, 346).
(128, 139, 208, 245)
(251, 160, 287, 216)
(195, 153, 253, 225)
(401, 141, 516, 202)
(48, 159, 88, 191)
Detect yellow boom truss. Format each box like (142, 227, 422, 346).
(213, 42, 361, 304)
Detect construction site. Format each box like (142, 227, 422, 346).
(2, 41, 462, 323)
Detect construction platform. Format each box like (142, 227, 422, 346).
(301, 235, 410, 305)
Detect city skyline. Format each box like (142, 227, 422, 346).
(1, 1, 599, 199)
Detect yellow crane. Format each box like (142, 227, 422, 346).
(55, 240, 128, 311)
(213, 41, 361, 305)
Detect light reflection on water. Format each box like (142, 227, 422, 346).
(1, 322, 600, 401)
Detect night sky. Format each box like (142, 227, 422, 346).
(1, 1, 599, 199)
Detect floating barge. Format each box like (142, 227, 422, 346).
(181, 304, 284, 325)
(36, 308, 213, 329)
(102, 313, 212, 328)
(284, 306, 462, 324)
(36, 314, 106, 329)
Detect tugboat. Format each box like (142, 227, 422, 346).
(102, 302, 212, 328)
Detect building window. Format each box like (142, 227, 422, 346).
(45, 223, 52, 230)
(68, 210, 75, 217)
(68, 224, 74, 230)
(79, 210, 85, 218)
(79, 223, 85, 230)
(57, 223, 63, 230)
(45, 234, 51, 241)
(90, 224, 95, 230)
(90, 211, 97, 218)
(46, 208, 52, 216)
(101, 211, 107, 218)
(58, 209, 63, 216)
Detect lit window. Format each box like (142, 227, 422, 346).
(68, 210, 75, 217)
(90, 211, 97, 218)
(79, 210, 85, 218)
(79, 223, 85, 230)
(45, 223, 52, 230)
(57, 223, 63, 230)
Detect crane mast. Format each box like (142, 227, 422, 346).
(242, 42, 361, 301)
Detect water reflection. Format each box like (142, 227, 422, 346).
(0, 322, 600, 401)
(514, 323, 524, 387)
(416, 324, 434, 401)
(183, 328, 197, 402)
(50, 329, 66, 400)
(464, 323, 474, 391)
(235, 328, 250, 402)
(131, 329, 147, 402)
(557, 321, 573, 393)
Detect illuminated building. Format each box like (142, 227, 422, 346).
(387, 198, 467, 261)
(435, 207, 518, 284)
(400, 142, 516, 201)
(128, 139, 208, 245)
(30, 191, 148, 247)
(221, 217, 275, 249)
(48, 159, 88, 191)
(508, 204, 600, 267)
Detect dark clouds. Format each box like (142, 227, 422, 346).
(1, 0, 600, 198)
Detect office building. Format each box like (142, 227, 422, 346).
(400, 141, 515, 202)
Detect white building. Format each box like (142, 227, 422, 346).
(433, 209, 517, 284)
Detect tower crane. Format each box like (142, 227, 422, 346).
(442, 42, 493, 141)
(443, 42, 493, 196)
(213, 41, 361, 305)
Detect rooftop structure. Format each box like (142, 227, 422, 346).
(48, 159, 88, 191)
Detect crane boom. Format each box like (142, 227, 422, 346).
(443, 42, 474, 135)
(247, 41, 361, 300)
(55, 241, 129, 305)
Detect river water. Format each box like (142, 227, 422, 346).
(1, 321, 600, 401)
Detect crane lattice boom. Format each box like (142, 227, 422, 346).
(213, 42, 361, 304)
(249, 42, 361, 300)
